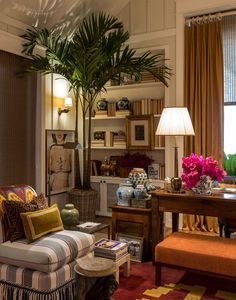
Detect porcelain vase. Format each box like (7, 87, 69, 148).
(191, 175, 213, 195)
(60, 203, 79, 226)
(116, 180, 134, 206)
(128, 168, 148, 187)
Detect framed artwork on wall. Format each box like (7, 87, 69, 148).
(126, 115, 154, 150)
(45, 129, 75, 196)
(116, 233, 144, 262)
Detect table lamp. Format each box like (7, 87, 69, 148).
(156, 107, 195, 189)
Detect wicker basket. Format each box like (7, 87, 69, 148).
(68, 188, 98, 222)
(131, 197, 151, 209)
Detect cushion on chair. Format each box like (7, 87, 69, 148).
(155, 232, 236, 277)
(0, 230, 95, 273)
(20, 204, 63, 242)
(0, 252, 93, 291)
(3, 193, 48, 242)
(0, 184, 37, 243)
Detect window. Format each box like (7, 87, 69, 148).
(222, 15, 236, 176)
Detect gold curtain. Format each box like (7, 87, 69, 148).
(183, 17, 224, 233)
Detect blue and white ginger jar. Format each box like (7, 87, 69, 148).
(96, 98, 108, 111)
(116, 180, 134, 206)
(128, 168, 148, 188)
(191, 175, 213, 195)
(134, 185, 149, 199)
(117, 97, 130, 110)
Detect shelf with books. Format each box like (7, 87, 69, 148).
(105, 81, 162, 91)
(91, 146, 127, 150)
(90, 64, 167, 217)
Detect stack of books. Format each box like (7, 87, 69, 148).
(95, 110, 108, 118)
(113, 133, 126, 148)
(107, 103, 116, 116)
(132, 98, 164, 115)
(155, 135, 165, 147)
(94, 238, 128, 261)
(76, 222, 101, 232)
(159, 165, 165, 180)
(91, 139, 105, 147)
(115, 110, 131, 117)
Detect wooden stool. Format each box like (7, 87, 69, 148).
(114, 253, 130, 283)
(74, 256, 118, 300)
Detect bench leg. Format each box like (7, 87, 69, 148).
(155, 263, 162, 286)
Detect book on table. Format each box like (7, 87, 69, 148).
(76, 222, 101, 231)
(94, 238, 128, 260)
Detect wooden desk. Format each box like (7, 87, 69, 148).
(151, 190, 236, 258)
(110, 205, 152, 260)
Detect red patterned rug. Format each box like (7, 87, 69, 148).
(113, 262, 236, 300)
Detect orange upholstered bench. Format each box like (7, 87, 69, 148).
(155, 232, 236, 285)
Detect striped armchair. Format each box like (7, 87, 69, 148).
(0, 184, 95, 300)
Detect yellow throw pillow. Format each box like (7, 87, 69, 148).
(20, 204, 64, 242)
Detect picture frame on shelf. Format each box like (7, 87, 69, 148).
(45, 129, 75, 196)
(148, 164, 160, 179)
(116, 233, 144, 262)
(126, 115, 154, 150)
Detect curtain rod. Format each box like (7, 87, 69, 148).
(186, 9, 236, 22)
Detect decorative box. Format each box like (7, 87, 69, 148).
(131, 197, 151, 209)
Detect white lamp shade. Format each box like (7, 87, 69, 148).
(156, 107, 195, 136)
(64, 97, 72, 107)
(54, 78, 68, 98)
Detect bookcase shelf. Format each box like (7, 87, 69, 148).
(90, 45, 170, 217)
(105, 81, 162, 91)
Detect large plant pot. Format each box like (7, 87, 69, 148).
(68, 188, 98, 222)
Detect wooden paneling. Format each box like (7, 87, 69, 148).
(0, 50, 37, 187)
(165, 0, 176, 29)
(130, 0, 147, 34)
(148, 0, 164, 32)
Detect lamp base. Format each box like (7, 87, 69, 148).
(171, 177, 182, 192)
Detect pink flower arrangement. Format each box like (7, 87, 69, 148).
(181, 153, 226, 189)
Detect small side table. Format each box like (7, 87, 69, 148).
(74, 256, 118, 300)
(114, 253, 130, 283)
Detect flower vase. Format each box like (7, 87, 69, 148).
(128, 168, 148, 188)
(191, 175, 213, 195)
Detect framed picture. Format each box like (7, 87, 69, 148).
(45, 129, 75, 196)
(148, 164, 160, 179)
(126, 115, 154, 150)
(116, 234, 144, 262)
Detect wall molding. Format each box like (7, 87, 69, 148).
(0, 29, 24, 56)
(128, 28, 176, 45)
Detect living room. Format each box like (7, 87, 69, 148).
(1, 0, 236, 299)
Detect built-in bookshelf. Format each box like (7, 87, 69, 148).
(90, 45, 170, 217)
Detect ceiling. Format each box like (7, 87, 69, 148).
(0, 0, 129, 35)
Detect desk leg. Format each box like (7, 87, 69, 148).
(172, 213, 179, 232)
(152, 211, 163, 261)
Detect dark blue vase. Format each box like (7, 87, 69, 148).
(96, 98, 108, 111)
(117, 97, 130, 110)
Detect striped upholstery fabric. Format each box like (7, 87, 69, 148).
(0, 252, 93, 291)
(0, 230, 94, 273)
(0, 184, 37, 243)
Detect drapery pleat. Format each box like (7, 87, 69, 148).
(183, 19, 224, 233)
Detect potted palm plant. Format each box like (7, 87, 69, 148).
(21, 12, 171, 220)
